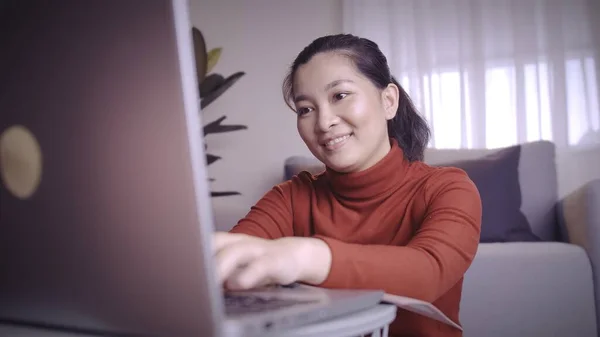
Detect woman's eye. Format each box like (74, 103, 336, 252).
(334, 93, 348, 101)
(296, 107, 313, 115)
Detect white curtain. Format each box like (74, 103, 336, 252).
(342, 0, 600, 150)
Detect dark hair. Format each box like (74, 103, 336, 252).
(282, 34, 430, 162)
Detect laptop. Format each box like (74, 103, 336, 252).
(0, 0, 383, 336)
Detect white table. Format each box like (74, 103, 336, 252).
(280, 304, 397, 337)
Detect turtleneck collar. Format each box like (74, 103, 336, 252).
(325, 138, 409, 200)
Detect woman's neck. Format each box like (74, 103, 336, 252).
(325, 138, 408, 200)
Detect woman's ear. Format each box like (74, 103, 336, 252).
(381, 83, 399, 120)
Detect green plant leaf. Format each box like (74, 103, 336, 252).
(206, 48, 222, 74)
(204, 116, 247, 135)
(211, 191, 241, 197)
(206, 153, 220, 165)
(192, 27, 207, 82)
(200, 74, 224, 98)
(200, 71, 245, 110)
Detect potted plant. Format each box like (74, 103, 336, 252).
(193, 27, 247, 197)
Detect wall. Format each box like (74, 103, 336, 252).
(189, 0, 343, 230)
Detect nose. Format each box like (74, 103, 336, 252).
(316, 105, 340, 132)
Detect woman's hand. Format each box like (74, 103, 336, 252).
(213, 232, 332, 291)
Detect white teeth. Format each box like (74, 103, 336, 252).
(326, 134, 350, 147)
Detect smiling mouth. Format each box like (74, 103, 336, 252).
(323, 133, 353, 151)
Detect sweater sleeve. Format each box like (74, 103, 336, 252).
(228, 181, 294, 239)
(314, 169, 482, 303)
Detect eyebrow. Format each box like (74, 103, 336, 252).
(293, 79, 354, 103)
(325, 79, 354, 91)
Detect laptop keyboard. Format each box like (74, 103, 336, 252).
(224, 293, 316, 315)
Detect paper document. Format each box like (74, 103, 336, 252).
(289, 283, 462, 331)
(381, 293, 462, 331)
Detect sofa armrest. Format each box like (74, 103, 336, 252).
(560, 178, 600, 331)
(561, 178, 600, 259)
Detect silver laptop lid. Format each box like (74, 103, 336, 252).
(0, 0, 223, 335)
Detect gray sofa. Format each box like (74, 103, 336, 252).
(284, 140, 600, 337)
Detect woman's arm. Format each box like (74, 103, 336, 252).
(215, 173, 326, 289)
(228, 181, 295, 239)
(309, 170, 482, 303)
(213, 232, 331, 289)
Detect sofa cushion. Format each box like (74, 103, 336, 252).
(437, 145, 539, 243)
(460, 242, 597, 337)
(284, 156, 325, 181)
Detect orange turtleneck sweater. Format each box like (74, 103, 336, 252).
(229, 139, 482, 337)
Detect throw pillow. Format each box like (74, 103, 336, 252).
(438, 145, 541, 243)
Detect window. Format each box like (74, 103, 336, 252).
(399, 56, 599, 149)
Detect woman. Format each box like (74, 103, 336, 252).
(213, 34, 482, 337)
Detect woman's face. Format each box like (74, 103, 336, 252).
(292, 52, 399, 173)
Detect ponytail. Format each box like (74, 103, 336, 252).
(387, 77, 430, 162)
